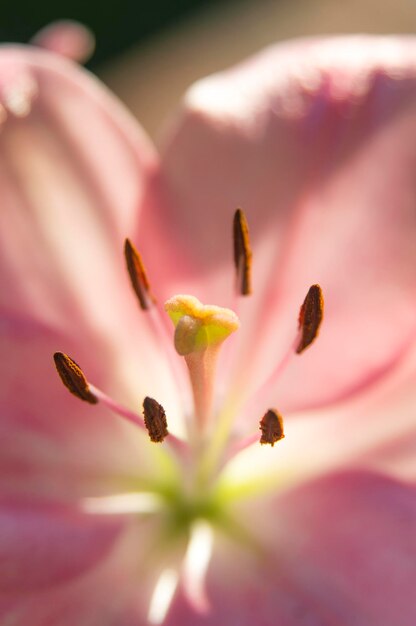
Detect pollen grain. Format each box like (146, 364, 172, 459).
(143, 396, 169, 443)
(233, 208, 252, 296)
(296, 284, 324, 354)
(124, 238, 156, 310)
(259, 409, 285, 446)
(53, 352, 98, 404)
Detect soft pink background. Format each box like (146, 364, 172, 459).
(99, 0, 416, 138)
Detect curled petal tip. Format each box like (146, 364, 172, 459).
(31, 21, 96, 64)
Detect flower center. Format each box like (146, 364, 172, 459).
(53, 209, 324, 622)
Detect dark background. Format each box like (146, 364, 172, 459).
(0, 0, 229, 67)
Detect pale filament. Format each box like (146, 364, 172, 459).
(148, 569, 179, 625)
(89, 384, 188, 456)
(210, 328, 298, 471)
(81, 492, 163, 515)
(124, 238, 191, 421)
(216, 295, 249, 405)
(237, 331, 298, 424)
(181, 520, 214, 614)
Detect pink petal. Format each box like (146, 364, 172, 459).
(277, 471, 416, 625)
(0, 47, 149, 336)
(166, 471, 416, 625)
(0, 589, 139, 626)
(224, 339, 416, 504)
(0, 512, 166, 626)
(0, 498, 123, 593)
(150, 36, 416, 411)
(0, 316, 155, 499)
(0, 47, 182, 472)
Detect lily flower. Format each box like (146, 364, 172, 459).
(1, 29, 416, 626)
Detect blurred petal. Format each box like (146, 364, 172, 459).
(167, 471, 416, 626)
(0, 498, 122, 593)
(31, 21, 96, 64)
(0, 514, 160, 626)
(223, 339, 416, 500)
(2, 36, 416, 626)
(277, 471, 416, 626)
(0, 47, 149, 334)
(0, 316, 156, 499)
(0, 47, 182, 451)
(150, 36, 416, 411)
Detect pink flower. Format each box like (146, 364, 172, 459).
(1, 30, 416, 626)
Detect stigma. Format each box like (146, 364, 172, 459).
(165, 295, 240, 355)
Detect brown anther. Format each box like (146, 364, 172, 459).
(124, 238, 156, 310)
(296, 284, 324, 354)
(259, 409, 285, 446)
(53, 352, 98, 404)
(142, 396, 169, 443)
(233, 208, 252, 296)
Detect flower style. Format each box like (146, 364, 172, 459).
(1, 29, 416, 626)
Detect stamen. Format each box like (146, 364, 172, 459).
(53, 352, 97, 404)
(213, 285, 323, 469)
(90, 386, 187, 455)
(143, 396, 169, 443)
(88, 385, 147, 430)
(124, 239, 191, 418)
(53, 353, 147, 430)
(296, 284, 324, 354)
(233, 208, 252, 296)
(259, 409, 285, 446)
(53, 355, 187, 456)
(220, 408, 285, 466)
(124, 238, 156, 310)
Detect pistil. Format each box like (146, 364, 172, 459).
(165, 295, 240, 433)
(224, 408, 285, 463)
